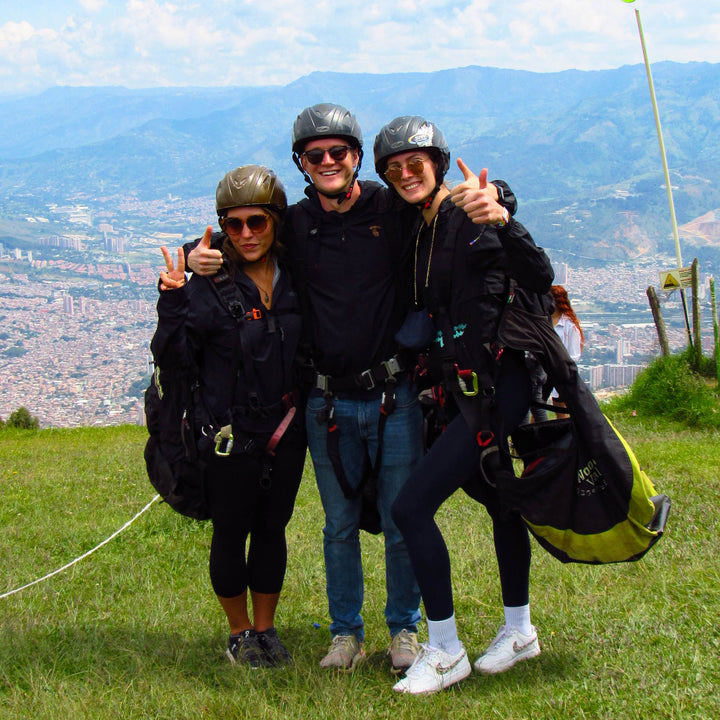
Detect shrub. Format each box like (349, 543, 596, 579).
(609, 353, 719, 428)
(6, 406, 40, 430)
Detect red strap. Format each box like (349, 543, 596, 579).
(266, 406, 296, 456)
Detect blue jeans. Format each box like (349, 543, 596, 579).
(306, 378, 423, 641)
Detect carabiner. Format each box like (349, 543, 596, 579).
(214, 424, 234, 457)
(455, 365, 479, 397)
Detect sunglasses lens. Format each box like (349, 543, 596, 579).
(328, 146, 349, 161)
(408, 159, 425, 176)
(304, 149, 325, 164)
(246, 215, 268, 232)
(223, 217, 243, 233)
(303, 145, 350, 165)
(384, 166, 402, 183)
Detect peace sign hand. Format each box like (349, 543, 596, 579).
(159, 245, 186, 291)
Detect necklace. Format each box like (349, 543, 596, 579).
(414, 213, 438, 306)
(247, 261, 275, 306)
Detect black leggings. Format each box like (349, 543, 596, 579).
(392, 352, 531, 621)
(205, 426, 306, 598)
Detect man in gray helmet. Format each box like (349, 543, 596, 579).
(187, 103, 516, 675)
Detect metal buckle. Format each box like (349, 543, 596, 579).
(314, 373, 330, 392)
(382, 356, 402, 377)
(360, 369, 376, 390)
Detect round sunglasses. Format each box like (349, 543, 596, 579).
(219, 213, 270, 235)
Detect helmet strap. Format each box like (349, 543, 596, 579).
(416, 184, 442, 210)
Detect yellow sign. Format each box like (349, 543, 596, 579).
(659, 267, 692, 291)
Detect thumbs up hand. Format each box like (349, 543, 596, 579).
(450, 159, 505, 226)
(159, 245, 187, 291)
(187, 225, 223, 275)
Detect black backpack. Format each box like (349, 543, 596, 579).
(144, 362, 211, 520)
(143, 267, 254, 521)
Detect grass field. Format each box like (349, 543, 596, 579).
(1, 414, 718, 719)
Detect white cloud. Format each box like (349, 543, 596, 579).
(0, 0, 718, 95)
(77, 0, 107, 11)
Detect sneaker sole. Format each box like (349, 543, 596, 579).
(474, 643, 541, 675)
(225, 648, 267, 669)
(393, 661, 472, 694)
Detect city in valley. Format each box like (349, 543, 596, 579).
(0, 197, 712, 429)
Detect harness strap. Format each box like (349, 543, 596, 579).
(311, 354, 405, 393)
(317, 377, 399, 502)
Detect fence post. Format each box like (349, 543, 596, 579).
(691, 259, 701, 368)
(647, 285, 670, 356)
(710, 277, 720, 384)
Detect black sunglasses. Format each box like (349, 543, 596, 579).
(302, 145, 353, 165)
(384, 158, 426, 184)
(220, 214, 269, 235)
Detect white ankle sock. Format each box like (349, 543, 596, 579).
(504, 604, 533, 636)
(427, 614, 462, 655)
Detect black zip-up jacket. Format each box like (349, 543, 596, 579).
(284, 181, 417, 380)
(414, 196, 553, 376)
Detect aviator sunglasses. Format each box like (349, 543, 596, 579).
(384, 157, 426, 184)
(220, 213, 269, 235)
(302, 145, 353, 165)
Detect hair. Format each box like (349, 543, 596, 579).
(551, 285, 585, 348)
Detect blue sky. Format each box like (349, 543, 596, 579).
(0, 0, 718, 95)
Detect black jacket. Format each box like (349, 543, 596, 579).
(150, 259, 302, 444)
(284, 181, 417, 379)
(415, 196, 553, 376)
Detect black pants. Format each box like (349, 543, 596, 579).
(392, 351, 531, 621)
(205, 425, 306, 598)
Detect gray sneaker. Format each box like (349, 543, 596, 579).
(389, 629, 419, 674)
(319, 634, 365, 672)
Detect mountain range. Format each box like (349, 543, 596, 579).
(2, 62, 719, 266)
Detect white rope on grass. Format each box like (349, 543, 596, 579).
(0, 494, 161, 600)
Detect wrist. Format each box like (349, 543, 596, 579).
(495, 207, 510, 228)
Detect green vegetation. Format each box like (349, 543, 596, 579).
(0, 413, 718, 719)
(606, 351, 720, 428)
(4, 406, 39, 430)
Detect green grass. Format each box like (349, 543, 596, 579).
(1, 419, 718, 719)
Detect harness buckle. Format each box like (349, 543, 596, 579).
(382, 356, 402, 378)
(214, 424, 234, 457)
(360, 369, 376, 390)
(314, 373, 330, 392)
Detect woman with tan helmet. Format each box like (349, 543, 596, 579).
(152, 165, 306, 667)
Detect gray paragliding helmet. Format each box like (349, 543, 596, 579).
(373, 116, 451, 208)
(291, 103, 364, 202)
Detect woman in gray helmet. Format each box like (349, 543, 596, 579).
(373, 117, 554, 694)
(152, 165, 306, 668)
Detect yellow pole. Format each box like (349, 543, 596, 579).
(627, 2, 693, 345)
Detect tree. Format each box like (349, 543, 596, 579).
(7, 407, 40, 430)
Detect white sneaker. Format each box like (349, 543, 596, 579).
(393, 643, 471, 694)
(474, 625, 540, 674)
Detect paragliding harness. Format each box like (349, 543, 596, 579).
(493, 296, 671, 564)
(308, 356, 407, 535)
(416, 209, 670, 564)
(144, 265, 299, 520)
(289, 196, 410, 534)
